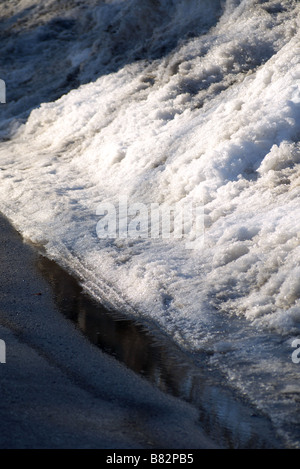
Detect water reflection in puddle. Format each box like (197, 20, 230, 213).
(37, 254, 283, 449)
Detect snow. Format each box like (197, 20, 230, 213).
(0, 0, 300, 447)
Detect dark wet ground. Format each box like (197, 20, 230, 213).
(36, 252, 284, 449)
(0, 214, 217, 449)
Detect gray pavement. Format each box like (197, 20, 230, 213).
(0, 214, 216, 449)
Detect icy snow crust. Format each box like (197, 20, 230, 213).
(0, 0, 300, 446)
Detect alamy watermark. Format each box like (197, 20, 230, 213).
(292, 339, 300, 364)
(96, 196, 204, 249)
(0, 79, 6, 103)
(0, 340, 6, 364)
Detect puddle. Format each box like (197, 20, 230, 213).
(36, 254, 284, 449)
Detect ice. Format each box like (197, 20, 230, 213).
(0, 0, 300, 447)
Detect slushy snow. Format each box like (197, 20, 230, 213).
(0, 0, 300, 447)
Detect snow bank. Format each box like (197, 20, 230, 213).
(0, 0, 300, 446)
